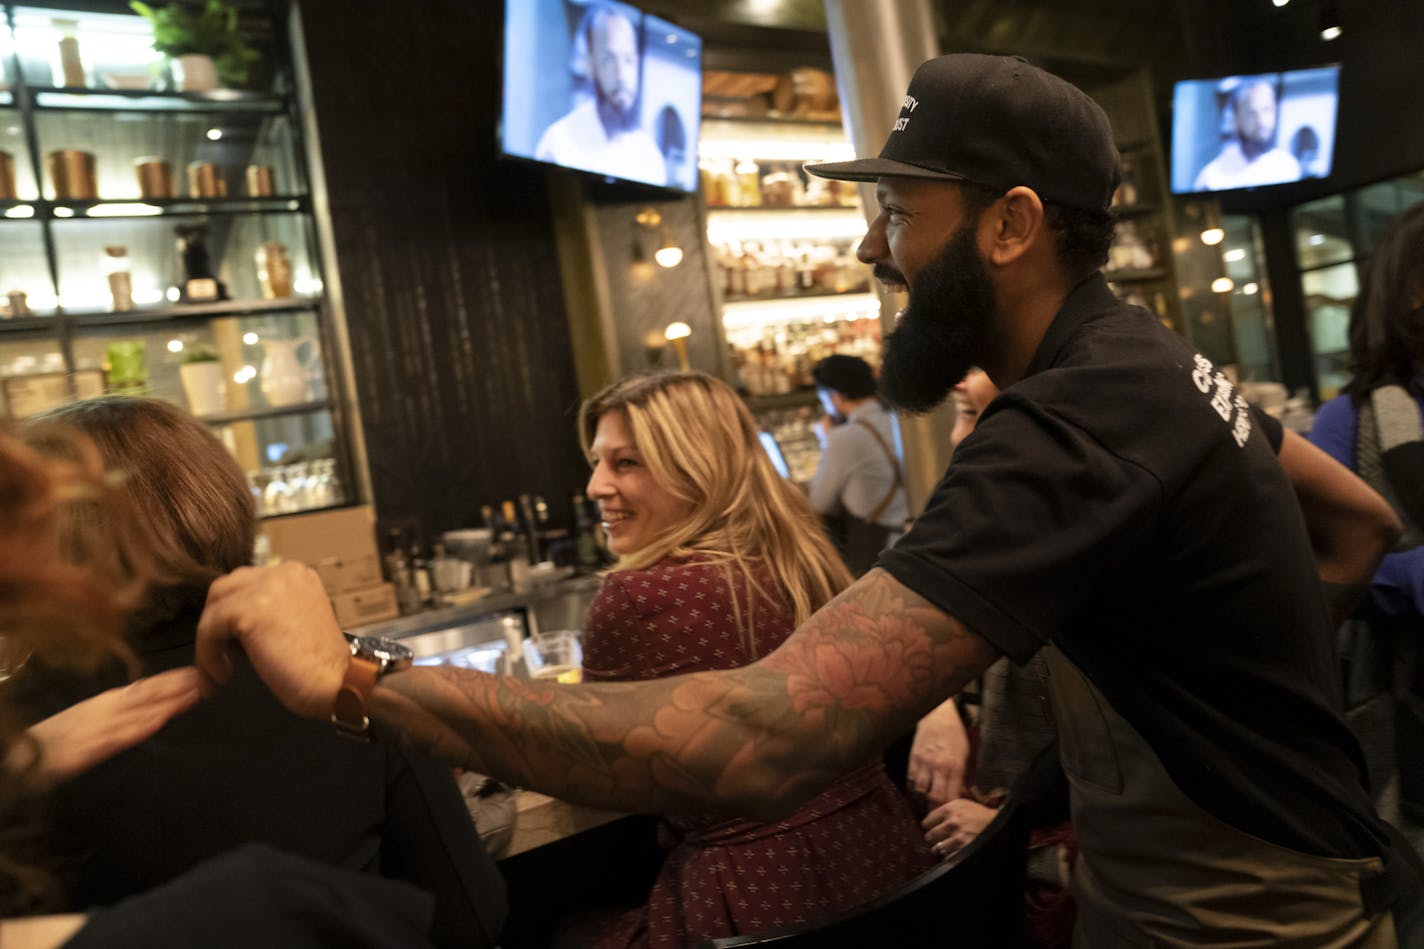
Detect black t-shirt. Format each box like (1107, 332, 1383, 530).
(881, 275, 1387, 860)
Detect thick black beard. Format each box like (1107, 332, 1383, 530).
(595, 84, 641, 135)
(879, 224, 996, 415)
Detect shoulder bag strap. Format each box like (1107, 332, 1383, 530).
(854, 416, 902, 525)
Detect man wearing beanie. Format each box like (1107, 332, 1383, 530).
(197, 55, 1422, 946)
(808, 353, 907, 577)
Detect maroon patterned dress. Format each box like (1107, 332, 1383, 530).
(582, 557, 934, 948)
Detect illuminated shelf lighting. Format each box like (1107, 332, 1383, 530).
(707, 209, 867, 242)
(722, 292, 881, 330)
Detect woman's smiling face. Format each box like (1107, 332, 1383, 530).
(585, 410, 694, 557)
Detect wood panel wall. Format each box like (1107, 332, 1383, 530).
(296, 0, 589, 542)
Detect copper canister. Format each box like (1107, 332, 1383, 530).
(0, 151, 15, 200)
(134, 157, 173, 199)
(245, 164, 275, 197)
(187, 161, 221, 199)
(48, 149, 97, 200)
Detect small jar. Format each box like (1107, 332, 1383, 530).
(255, 242, 293, 299)
(102, 245, 133, 312)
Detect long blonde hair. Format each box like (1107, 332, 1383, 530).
(579, 371, 851, 652)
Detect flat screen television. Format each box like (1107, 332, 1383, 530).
(501, 0, 702, 192)
(1170, 65, 1341, 194)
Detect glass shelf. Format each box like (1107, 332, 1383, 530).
(46, 196, 307, 218)
(706, 207, 866, 242)
(0, 202, 40, 220)
(67, 296, 321, 326)
(201, 399, 330, 427)
(0, 314, 60, 335)
(1104, 267, 1168, 283)
(706, 204, 859, 213)
(29, 87, 286, 114)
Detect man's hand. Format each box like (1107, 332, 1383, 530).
(195, 563, 349, 720)
(906, 697, 970, 808)
(16, 667, 202, 788)
(922, 797, 997, 858)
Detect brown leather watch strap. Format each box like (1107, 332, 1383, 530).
(331, 654, 379, 738)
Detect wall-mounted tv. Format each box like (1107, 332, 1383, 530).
(1170, 65, 1341, 194)
(501, 0, 702, 193)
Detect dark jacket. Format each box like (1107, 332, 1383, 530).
(7, 608, 506, 949)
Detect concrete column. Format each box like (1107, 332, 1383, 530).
(823, 0, 957, 518)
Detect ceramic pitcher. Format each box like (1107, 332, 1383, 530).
(259, 336, 317, 407)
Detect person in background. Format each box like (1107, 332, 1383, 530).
(195, 54, 1422, 944)
(574, 370, 932, 947)
(535, 2, 664, 185)
(654, 105, 690, 191)
(1193, 78, 1302, 190)
(808, 354, 907, 577)
(916, 367, 1076, 948)
(1309, 202, 1424, 821)
(7, 398, 505, 949)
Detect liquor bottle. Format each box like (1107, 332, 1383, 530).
(384, 529, 422, 614)
(517, 494, 541, 564)
(408, 544, 433, 606)
(573, 495, 603, 572)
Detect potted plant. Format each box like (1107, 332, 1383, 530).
(130, 0, 260, 92)
(178, 343, 226, 416)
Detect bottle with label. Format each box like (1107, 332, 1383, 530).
(256, 241, 294, 298)
(408, 544, 433, 606)
(53, 18, 86, 88)
(573, 495, 603, 572)
(175, 224, 227, 302)
(102, 245, 133, 311)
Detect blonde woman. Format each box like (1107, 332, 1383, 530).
(578, 371, 932, 948)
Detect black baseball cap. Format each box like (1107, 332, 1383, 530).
(806, 53, 1119, 212)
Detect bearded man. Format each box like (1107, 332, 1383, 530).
(198, 54, 1423, 944)
(534, 2, 664, 185)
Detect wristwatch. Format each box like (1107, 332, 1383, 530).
(331, 635, 414, 739)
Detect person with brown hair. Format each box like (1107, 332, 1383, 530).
(575, 371, 931, 946)
(5, 397, 506, 948)
(1310, 202, 1424, 821)
(0, 422, 201, 926)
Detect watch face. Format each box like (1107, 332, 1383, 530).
(350, 636, 414, 664)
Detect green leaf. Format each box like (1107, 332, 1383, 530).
(129, 0, 260, 86)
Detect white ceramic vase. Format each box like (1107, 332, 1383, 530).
(259, 337, 316, 407)
(179, 360, 226, 416)
(171, 54, 220, 92)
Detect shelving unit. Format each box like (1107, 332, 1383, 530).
(0, 1, 352, 519)
(1088, 75, 1185, 334)
(698, 93, 885, 485)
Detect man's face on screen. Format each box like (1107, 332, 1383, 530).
(592, 14, 640, 117)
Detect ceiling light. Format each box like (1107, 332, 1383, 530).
(1243, 282, 1259, 295)
(664, 322, 691, 371)
(1211, 277, 1235, 293)
(1200, 227, 1225, 246)
(1224, 248, 1248, 262)
(1320, 6, 1342, 40)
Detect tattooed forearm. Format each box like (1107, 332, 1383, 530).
(372, 568, 1001, 821)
